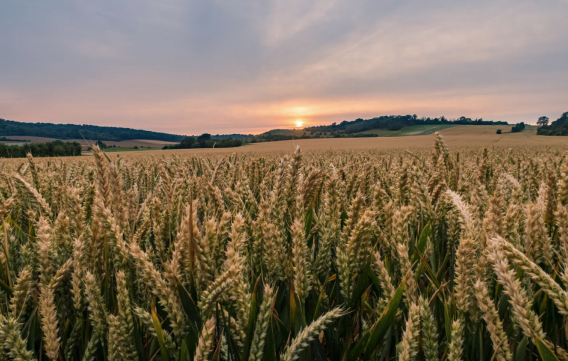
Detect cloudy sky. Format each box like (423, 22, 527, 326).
(1, 0, 567, 134)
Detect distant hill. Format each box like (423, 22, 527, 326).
(1, 114, 514, 145)
(537, 112, 568, 136)
(256, 115, 508, 141)
(0, 118, 185, 142)
(306, 115, 507, 134)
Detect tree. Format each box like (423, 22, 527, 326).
(197, 133, 212, 147)
(537, 116, 549, 126)
(511, 122, 526, 133)
(496, 129, 502, 134)
(179, 137, 196, 148)
(96, 140, 108, 149)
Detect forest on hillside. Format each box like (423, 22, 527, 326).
(0, 118, 184, 142)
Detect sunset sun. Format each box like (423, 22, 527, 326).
(295, 120, 303, 128)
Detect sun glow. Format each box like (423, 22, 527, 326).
(295, 120, 304, 128)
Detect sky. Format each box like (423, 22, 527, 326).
(1, 0, 567, 135)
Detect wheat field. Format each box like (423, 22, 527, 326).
(96, 125, 568, 157)
(1, 133, 568, 361)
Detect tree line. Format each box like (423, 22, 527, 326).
(163, 133, 244, 149)
(0, 140, 82, 158)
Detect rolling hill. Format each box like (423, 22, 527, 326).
(1, 114, 515, 149)
(0, 118, 185, 142)
(256, 115, 509, 141)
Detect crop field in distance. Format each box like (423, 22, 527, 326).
(2, 132, 568, 361)
(0, 136, 178, 151)
(95, 125, 566, 157)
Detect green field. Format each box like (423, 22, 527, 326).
(359, 124, 456, 137)
(264, 124, 457, 138)
(101, 147, 158, 153)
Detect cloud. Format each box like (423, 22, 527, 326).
(0, 0, 567, 134)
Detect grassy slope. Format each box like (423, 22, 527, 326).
(264, 124, 456, 138)
(358, 124, 456, 137)
(101, 147, 155, 153)
(1, 136, 177, 148)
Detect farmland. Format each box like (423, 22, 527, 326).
(358, 124, 457, 137)
(116, 125, 568, 156)
(1, 124, 562, 158)
(1, 132, 568, 361)
(0, 136, 177, 151)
